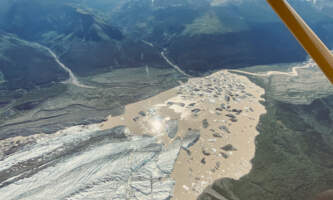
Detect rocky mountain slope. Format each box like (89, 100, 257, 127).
(0, 33, 68, 90)
(92, 0, 333, 74)
(1, 0, 333, 78)
(0, 0, 165, 78)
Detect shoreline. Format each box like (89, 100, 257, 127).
(230, 59, 315, 77)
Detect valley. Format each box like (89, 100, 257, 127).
(0, 1, 333, 200)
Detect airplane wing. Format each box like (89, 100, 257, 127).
(267, 0, 333, 84)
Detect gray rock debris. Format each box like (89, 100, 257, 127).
(216, 107, 223, 112)
(166, 119, 178, 138)
(109, 125, 131, 138)
(182, 129, 200, 150)
(232, 109, 242, 115)
(167, 102, 185, 107)
(226, 113, 237, 122)
(221, 144, 237, 151)
(220, 103, 226, 110)
(220, 152, 229, 159)
(139, 111, 146, 117)
(202, 119, 209, 128)
(225, 95, 231, 102)
(226, 113, 236, 119)
(219, 125, 230, 134)
(202, 148, 211, 156)
(191, 108, 201, 114)
(213, 133, 223, 138)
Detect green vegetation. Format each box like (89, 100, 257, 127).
(182, 12, 250, 36)
(237, 63, 296, 73)
(0, 83, 67, 123)
(183, 13, 225, 36)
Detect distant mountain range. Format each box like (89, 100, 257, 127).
(0, 0, 333, 90)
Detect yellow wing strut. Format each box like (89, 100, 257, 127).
(267, 0, 333, 84)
